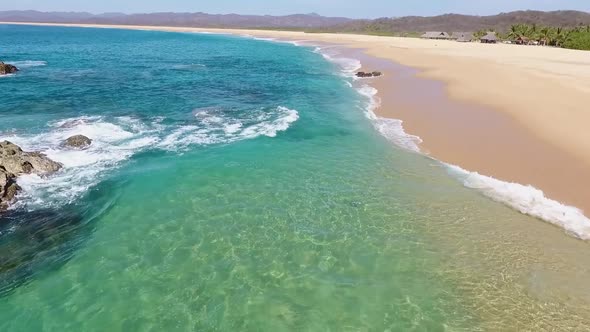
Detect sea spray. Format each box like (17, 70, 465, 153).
(5, 60, 47, 68)
(1, 106, 299, 209)
(447, 165, 590, 240)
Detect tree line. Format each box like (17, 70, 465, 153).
(474, 24, 590, 50)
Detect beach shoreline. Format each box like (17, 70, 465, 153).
(3, 21, 590, 233)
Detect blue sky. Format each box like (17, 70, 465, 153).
(3, 0, 590, 18)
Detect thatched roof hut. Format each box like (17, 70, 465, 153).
(421, 31, 451, 40)
(515, 36, 530, 45)
(480, 32, 498, 44)
(452, 32, 473, 42)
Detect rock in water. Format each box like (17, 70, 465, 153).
(63, 135, 92, 149)
(0, 62, 19, 75)
(0, 141, 62, 176)
(356, 71, 383, 78)
(0, 167, 20, 211)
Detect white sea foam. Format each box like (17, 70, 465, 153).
(313, 46, 361, 78)
(1, 106, 298, 209)
(171, 63, 206, 70)
(447, 165, 590, 240)
(241, 34, 309, 47)
(7, 60, 47, 68)
(313, 44, 590, 240)
(160, 106, 299, 150)
(359, 81, 590, 240)
(1, 116, 160, 208)
(354, 79, 590, 240)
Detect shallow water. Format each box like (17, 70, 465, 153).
(1, 24, 589, 331)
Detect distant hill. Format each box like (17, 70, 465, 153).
(0, 10, 589, 32)
(0, 10, 353, 29)
(326, 11, 590, 34)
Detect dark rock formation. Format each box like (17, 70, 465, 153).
(0, 141, 62, 211)
(0, 62, 18, 75)
(0, 141, 62, 176)
(0, 167, 20, 211)
(356, 71, 382, 78)
(63, 135, 92, 149)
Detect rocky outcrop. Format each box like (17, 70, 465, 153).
(356, 71, 382, 78)
(63, 135, 92, 149)
(0, 62, 18, 75)
(0, 141, 62, 176)
(0, 141, 62, 212)
(0, 167, 20, 211)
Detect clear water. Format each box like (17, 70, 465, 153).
(1, 25, 590, 331)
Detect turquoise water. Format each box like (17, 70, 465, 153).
(1, 25, 590, 331)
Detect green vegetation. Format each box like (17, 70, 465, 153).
(562, 27, 590, 50)
(501, 23, 590, 50)
(254, 22, 590, 51)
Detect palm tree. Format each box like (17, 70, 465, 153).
(508, 24, 531, 44)
(538, 26, 554, 46)
(529, 23, 538, 39)
(553, 27, 564, 46)
(473, 29, 487, 40)
(553, 28, 575, 47)
(508, 24, 521, 40)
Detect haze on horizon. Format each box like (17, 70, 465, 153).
(2, 0, 590, 19)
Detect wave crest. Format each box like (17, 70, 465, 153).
(7, 60, 47, 68)
(448, 165, 590, 240)
(1, 106, 298, 209)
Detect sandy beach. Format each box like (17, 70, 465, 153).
(3, 22, 590, 217)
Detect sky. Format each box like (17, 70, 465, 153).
(2, 0, 590, 18)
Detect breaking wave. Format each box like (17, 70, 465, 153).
(0, 106, 298, 209)
(448, 165, 590, 240)
(313, 46, 361, 78)
(6, 60, 47, 68)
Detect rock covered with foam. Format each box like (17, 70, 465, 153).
(0, 141, 62, 176)
(0, 166, 20, 211)
(0, 62, 18, 75)
(0, 141, 63, 211)
(63, 135, 92, 149)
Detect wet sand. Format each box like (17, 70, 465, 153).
(351, 50, 590, 215)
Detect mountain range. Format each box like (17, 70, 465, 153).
(0, 10, 589, 32)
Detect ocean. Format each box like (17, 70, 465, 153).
(1, 24, 589, 331)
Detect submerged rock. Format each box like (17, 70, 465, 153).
(63, 135, 92, 149)
(0, 141, 62, 176)
(0, 167, 20, 211)
(0, 62, 18, 75)
(0, 207, 88, 297)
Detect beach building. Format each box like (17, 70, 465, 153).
(421, 31, 451, 40)
(480, 32, 498, 44)
(451, 32, 473, 42)
(515, 36, 531, 45)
